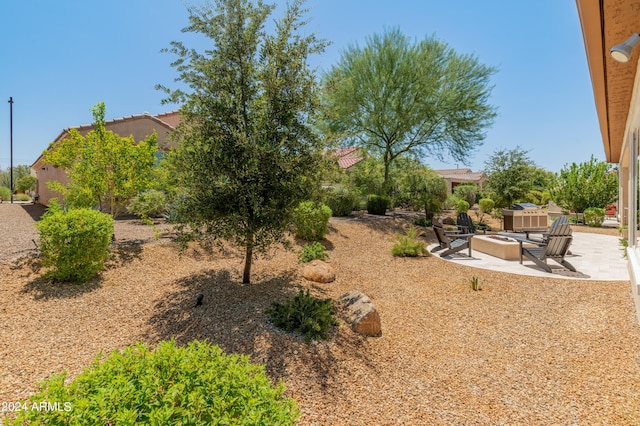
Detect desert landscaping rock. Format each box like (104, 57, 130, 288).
(339, 290, 381, 336)
(302, 259, 336, 283)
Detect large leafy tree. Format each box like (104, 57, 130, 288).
(158, 0, 326, 284)
(551, 155, 618, 213)
(321, 28, 497, 191)
(44, 102, 158, 217)
(483, 146, 537, 208)
(0, 165, 31, 191)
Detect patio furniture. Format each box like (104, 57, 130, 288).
(456, 212, 483, 234)
(431, 223, 473, 257)
(526, 215, 569, 243)
(518, 222, 575, 273)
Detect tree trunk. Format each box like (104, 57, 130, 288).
(243, 233, 254, 284)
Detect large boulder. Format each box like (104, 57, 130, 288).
(302, 260, 336, 283)
(339, 291, 381, 336)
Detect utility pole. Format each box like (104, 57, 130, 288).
(8, 97, 13, 204)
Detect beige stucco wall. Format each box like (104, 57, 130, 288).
(33, 114, 177, 206)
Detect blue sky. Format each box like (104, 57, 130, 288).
(0, 1, 600, 174)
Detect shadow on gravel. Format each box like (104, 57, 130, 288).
(20, 203, 47, 222)
(144, 268, 380, 388)
(107, 241, 146, 268)
(19, 261, 102, 300)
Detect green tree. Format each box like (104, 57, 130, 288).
(483, 146, 536, 208)
(321, 28, 497, 191)
(43, 102, 158, 217)
(403, 168, 448, 221)
(158, 0, 326, 284)
(0, 165, 31, 191)
(17, 175, 36, 193)
(551, 155, 618, 213)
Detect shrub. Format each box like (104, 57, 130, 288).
(366, 194, 389, 215)
(453, 184, 478, 207)
(14, 193, 31, 202)
(36, 201, 114, 283)
(584, 207, 606, 227)
(392, 226, 428, 257)
(292, 201, 332, 241)
(324, 187, 356, 217)
(0, 186, 11, 202)
(414, 217, 432, 227)
(455, 199, 470, 215)
(267, 289, 339, 343)
(442, 194, 460, 210)
(9, 340, 298, 425)
(478, 198, 495, 214)
(127, 189, 168, 220)
(298, 242, 329, 263)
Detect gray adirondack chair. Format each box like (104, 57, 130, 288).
(519, 222, 575, 273)
(431, 223, 473, 257)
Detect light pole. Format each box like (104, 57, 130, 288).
(8, 97, 13, 204)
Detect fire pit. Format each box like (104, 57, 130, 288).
(472, 235, 536, 260)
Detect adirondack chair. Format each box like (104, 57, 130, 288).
(431, 223, 473, 257)
(456, 212, 476, 234)
(527, 215, 569, 243)
(519, 222, 575, 273)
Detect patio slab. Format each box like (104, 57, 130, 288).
(430, 231, 628, 281)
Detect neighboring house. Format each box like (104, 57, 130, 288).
(434, 168, 485, 193)
(31, 111, 180, 206)
(325, 147, 365, 170)
(575, 1, 640, 293)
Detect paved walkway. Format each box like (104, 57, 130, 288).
(430, 228, 629, 281)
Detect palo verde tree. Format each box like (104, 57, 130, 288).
(551, 155, 618, 213)
(43, 102, 158, 217)
(320, 28, 497, 192)
(158, 0, 326, 284)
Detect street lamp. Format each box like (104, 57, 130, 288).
(8, 97, 13, 204)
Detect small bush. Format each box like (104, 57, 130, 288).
(366, 194, 389, 215)
(267, 289, 339, 343)
(0, 186, 11, 202)
(453, 184, 478, 207)
(324, 187, 356, 217)
(584, 207, 606, 227)
(455, 199, 470, 215)
(36, 201, 114, 283)
(9, 340, 298, 425)
(293, 201, 332, 241)
(14, 193, 31, 202)
(298, 242, 328, 263)
(478, 198, 495, 214)
(414, 217, 432, 227)
(442, 194, 460, 210)
(127, 189, 168, 221)
(392, 226, 429, 257)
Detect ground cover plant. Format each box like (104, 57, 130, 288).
(391, 226, 428, 257)
(8, 340, 298, 425)
(267, 289, 339, 343)
(298, 242, 329, 263)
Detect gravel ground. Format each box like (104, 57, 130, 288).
(2, 203, 640, 424)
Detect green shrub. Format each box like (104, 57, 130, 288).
(453, 184, 478, 207)
(0, 186, 11, 202)
(584, 207, 606, 227)
(298, 242, 329, 263)
(392, 226, 428, 257)
(324, 187, 356, 217)
(442, 194, 460, 210)
(413, 217, 432, 227)
(9, 340, 298, 425)
(292, 201, 332, 241)
(455, 199, 470, 215)
(267, 289, 339, 343)
(14, 193, 30, 202)
(366, 194, 389, 215)
(36, 201, 114, 283)
(478, 198, 495, 214)
(127, 189, 168, 220)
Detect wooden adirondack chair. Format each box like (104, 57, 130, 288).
(431, 223, 473, 258)
(527, 215, 568, 242)
(519, 222, 575, 273)
(456, 212, 476, 234)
